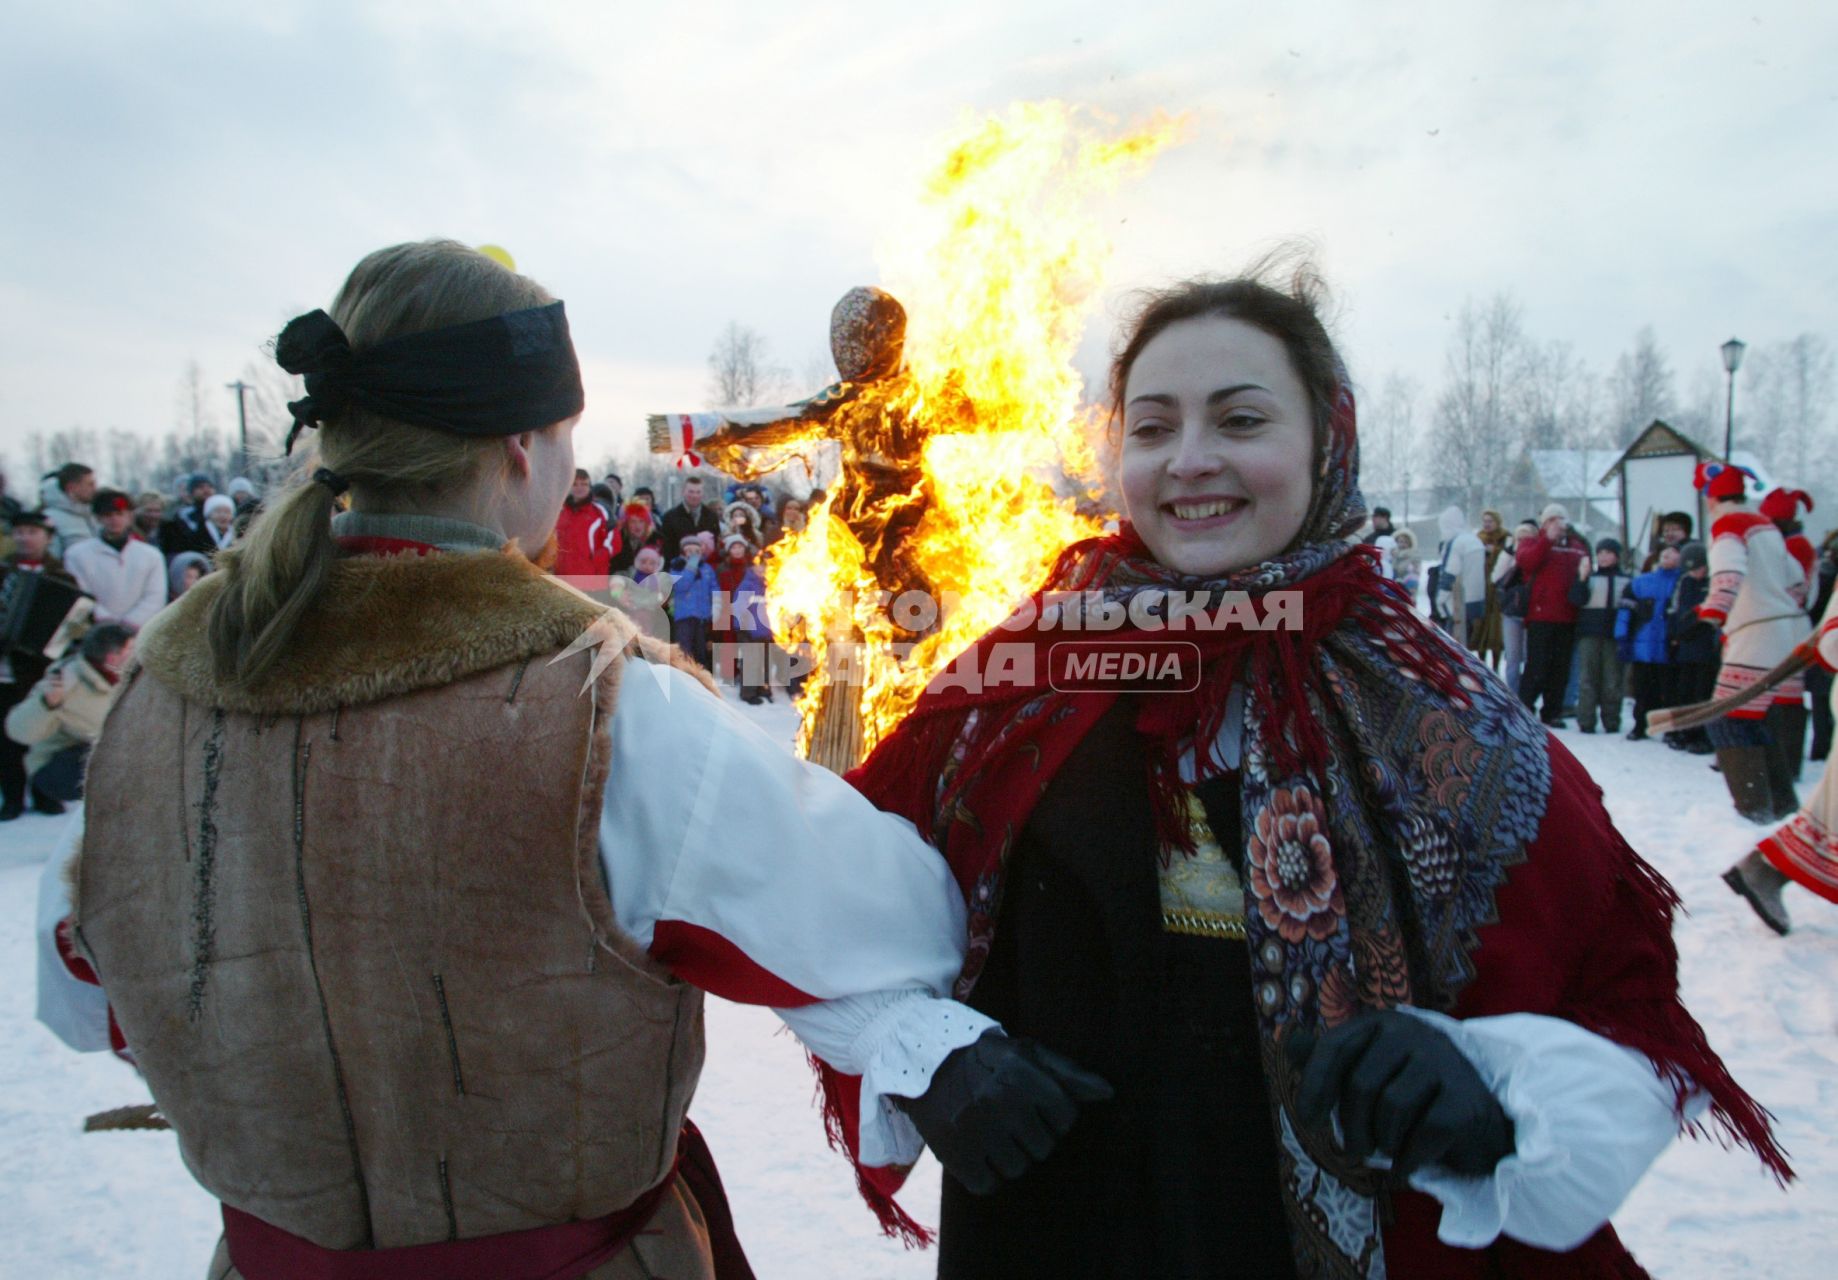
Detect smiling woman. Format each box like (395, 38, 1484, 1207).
(827, 258, 1791, 1278)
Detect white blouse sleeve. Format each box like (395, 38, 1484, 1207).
(598, 656, 995, 1164)
(1817, 604, 1838, 672)
(36, 808, 114, 1052)
(1395, 1006, 1705, 1252)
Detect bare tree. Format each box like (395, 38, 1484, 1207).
(1429, 294, 1528, 515)
(1670, 362, 1726, 448)
(105, 430, 160, 495)
(1605, 326, 1675, 447)
(26, 427, 104, 480)
(1363, 372, 1422, 517)
(175, 359, 219, 438)
(706, 321, 787, 408)
(231, 355, 306, 487)
(1738, 333, 1835, 484)
(1518, 340, 1602, 449)
(800, 347, 838, 396)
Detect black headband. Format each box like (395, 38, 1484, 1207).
(275, 302, 585, 454)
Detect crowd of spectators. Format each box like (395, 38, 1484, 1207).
(550, 470, 815, 706)
(1364, 500, 1835, 765)
(0, 463, 264, 818)
(3, 459, 826, 815)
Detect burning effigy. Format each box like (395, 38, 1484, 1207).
(652, 102, 1180, 769)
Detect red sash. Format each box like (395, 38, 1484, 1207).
(221, 1123, 753, 1279)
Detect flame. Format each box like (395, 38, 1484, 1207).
(757, 102, 1181, 757)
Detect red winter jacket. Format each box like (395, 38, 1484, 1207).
(552, 497, 610, 586)
(1515, 530, 1588, 624)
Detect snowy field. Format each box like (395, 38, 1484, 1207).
(1, 691, 1834, 1278)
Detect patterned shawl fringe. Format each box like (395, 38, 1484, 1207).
(1583, 835, 1795, 1185)
(808, 1052, 935, 1248)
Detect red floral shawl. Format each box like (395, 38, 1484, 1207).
(815, 378, 1787, 1277)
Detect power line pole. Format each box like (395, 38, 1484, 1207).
(225, 380, 251, 475)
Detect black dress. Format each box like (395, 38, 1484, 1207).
(937, 699, 1298, 1279)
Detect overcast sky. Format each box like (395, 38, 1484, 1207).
(3, 0, 1833, 477)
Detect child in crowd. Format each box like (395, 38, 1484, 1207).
(1618, 545, 1681, 740)
(715, 534, 771, 704)
(633, 545, 666, 591)
(669, 534, 717, 671)
(1492, 519, 1536, 692)
(1390, 527, 1422, 602)
(1572, 537, 1627, 733)
(1666, 542, 1718, 753)
(778, 498, 807, 539)
(611, 545, 672, 643)
(609, 502, 662, 576)
(202, 494, 239, 551)
(725, 501, 764, 552)
(168, 551, 211, 599)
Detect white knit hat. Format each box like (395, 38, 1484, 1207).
(1539, 502, 1569, 524)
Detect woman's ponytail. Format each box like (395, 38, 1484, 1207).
(206, 477, 343, 687)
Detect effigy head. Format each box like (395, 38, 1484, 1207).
(830, 286, 906, 383)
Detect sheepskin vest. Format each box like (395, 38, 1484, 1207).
(73, 548, 708, 1251)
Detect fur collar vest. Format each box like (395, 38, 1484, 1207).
(135, 548, 610, 717)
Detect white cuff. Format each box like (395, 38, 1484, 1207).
(776, 989, 997, 1167)
(1396, 1006, 1703, 1252)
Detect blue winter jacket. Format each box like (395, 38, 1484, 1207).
(669, 560, 718, 621)
(1615, 566, 1680, 664)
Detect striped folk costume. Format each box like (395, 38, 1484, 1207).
(1695, 464, 1812, 824)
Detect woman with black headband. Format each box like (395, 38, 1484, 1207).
(39, 240, 1108, 1279)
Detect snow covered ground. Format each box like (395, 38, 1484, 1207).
(1, 691, 1833, 1278)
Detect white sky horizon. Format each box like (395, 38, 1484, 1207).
(2, 1, 1833, 480)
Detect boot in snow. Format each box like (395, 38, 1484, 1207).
(1716, 746, 1776, 824)
(1767, 762, 1800, 823)
(1763, 706, 1805, 815)
(1723, 851, 1792, 936)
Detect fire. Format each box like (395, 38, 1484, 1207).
(755, 102, 1182, 758)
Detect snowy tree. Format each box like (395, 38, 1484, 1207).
(104, 430, 160, 495)
(174, 359, 219, 438)
(1605, 326, 1675, 447)
(1742, 334, 1834, 483)
(1518, 340, 1602, 449)
(707, 322, 788, 408)
(25, 427, 103, 479)
(1363, 372, 1422, 516)
(1671, 363, 1726, 449)
(232, 355, 305, 483)
(800, 348, 838, 396)
(1429, 294, 1528, 516)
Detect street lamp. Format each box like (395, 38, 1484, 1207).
(226, 380, 252, 475)
(1720, 337, 1746, 461)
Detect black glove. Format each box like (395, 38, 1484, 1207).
(1285, 1010, 1514, 1178)
(898, 1031, 1112, 1195)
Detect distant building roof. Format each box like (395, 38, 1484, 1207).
(1529, 448, 1623, 502)
(1597, 419, 1775, 491)
(1527, 448, 1627, 530)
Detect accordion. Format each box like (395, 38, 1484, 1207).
(0, 570, 92, 660)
